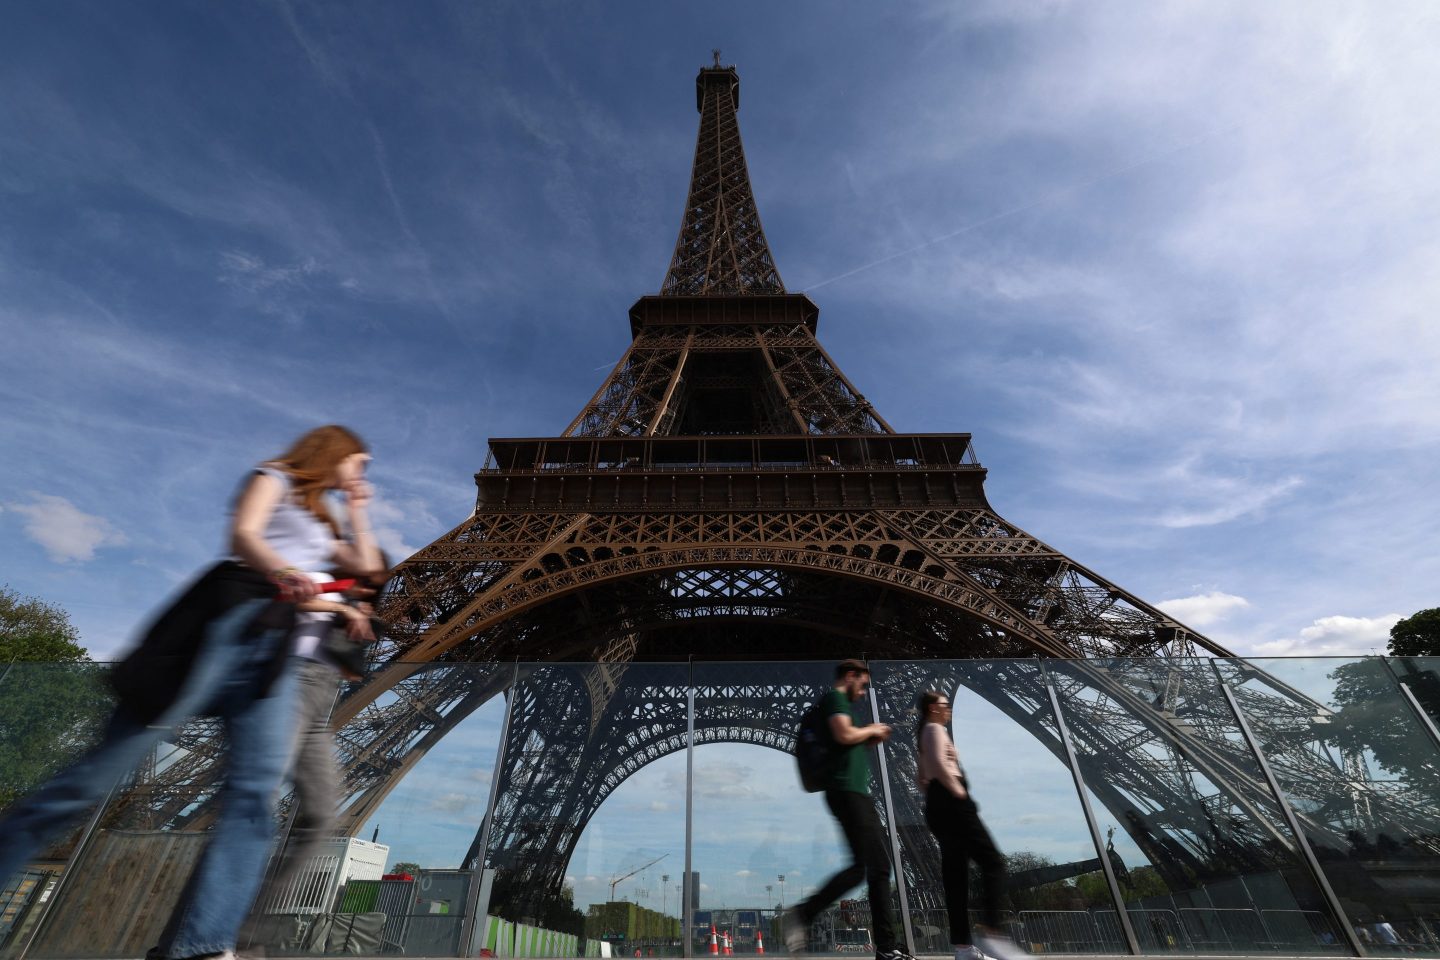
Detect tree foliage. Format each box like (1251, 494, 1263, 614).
(0, 584, 89, 663)
(388, 861, 422, 876)
(1328, 656, 1440, 839)
(0, 587, 111, 811)
(1388, 608, 1440, 658)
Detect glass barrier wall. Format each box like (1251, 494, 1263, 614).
(3, 657, 1440, 959)
(691, 661, 884, 959)
(0, 663, 115, 957)
(1216, 658, 1440, 954)
(871, 660, 1123, 956)
(1047, 659, 1348, 956)
(483, 663, 690, 960)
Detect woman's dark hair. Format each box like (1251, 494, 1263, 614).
(916, 690, 944, 752)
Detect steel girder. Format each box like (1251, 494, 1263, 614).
(660, 67, 783, 296)
(563, 324, 889, 438)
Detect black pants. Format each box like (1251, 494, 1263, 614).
(925, 781, 1006, 945)
(797, 789, 899, 952)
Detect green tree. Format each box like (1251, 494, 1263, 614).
(0, 584, 89, 662)
(1388, 608, 1440, 657)
(388, 861, 422, 876)
(1329, 656, 1440, 802)
(538, 883, 585, 939)
(0, 588, 111, 810)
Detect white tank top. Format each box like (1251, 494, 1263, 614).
(233, 465, 337, 573)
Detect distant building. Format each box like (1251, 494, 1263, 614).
(682, 871, 700, 913)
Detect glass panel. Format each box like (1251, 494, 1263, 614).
(1221, 657, 1440, 955)
(0, 662, 115, 954)
(322, 662, 511, 958)
(1386, 656, 1440, 735)
(690, 661, 869, 958)
(484, 662, 689, 959)
(3, 660, 513, 959)
(12, 656, 1438, 958)
(1050, 658, 1347, 955)
(872, 659, 1122, 956)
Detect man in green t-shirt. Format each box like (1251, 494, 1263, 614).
(782, 659, 912, 960)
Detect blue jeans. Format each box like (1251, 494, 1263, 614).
(0, 599, 301, 957)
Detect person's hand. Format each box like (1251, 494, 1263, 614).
(273, 569, 320, 601)
(343, 478, 374, 512)
(869, 723, 892, 742)
(341, 607, 376, 643)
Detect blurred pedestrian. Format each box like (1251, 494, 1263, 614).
(915, 691, 1029, 960)
(239, 561, 391, 949)
(0, 425, 382, 960)
(782, 660, 913, 960)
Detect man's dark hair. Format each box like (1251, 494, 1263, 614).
(835, 658, 869, 680)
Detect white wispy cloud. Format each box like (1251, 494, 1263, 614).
(5, 493, 127, 563)
(1157, 591, 1251, 627)
(1157, 476, 1304, 529)
(367, 489, 442, 564)
(1250, 613, 1403, 657)
(431, 791, 474, 815)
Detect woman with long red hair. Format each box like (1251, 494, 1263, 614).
(0, 425, 384, 960)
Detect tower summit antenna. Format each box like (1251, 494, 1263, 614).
(712, 48, 722, 68)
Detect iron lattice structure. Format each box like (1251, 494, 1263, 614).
(660, 65, 784, 296)
(109, 62, 1440, 924)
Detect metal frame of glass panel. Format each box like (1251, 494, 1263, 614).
(868, 678, 918, 957)
(16, 658, 1440, 958)
(1042, 662, 1142, 956)
(684, 668, 696, 960)
(1384, 660, 1440, 755)
(1214, 665, 1365, 957)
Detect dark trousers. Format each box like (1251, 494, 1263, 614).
(925, 781, 1006, 945)
(797, 789, 899, 952)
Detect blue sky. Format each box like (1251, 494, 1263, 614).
(3, 2, 1439, 661)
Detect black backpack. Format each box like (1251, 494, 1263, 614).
(795, 697, 835, 793)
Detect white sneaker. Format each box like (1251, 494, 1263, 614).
(955, 946, 985, 960)
(780, 910, 807, 954)
(975, 934, 1030, 960)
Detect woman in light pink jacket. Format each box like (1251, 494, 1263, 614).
(917, 690, 1030, 960)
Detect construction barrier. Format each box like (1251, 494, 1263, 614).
(483, 914, 581, 958)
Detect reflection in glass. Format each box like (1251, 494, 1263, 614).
(331, 664, 511, 958)
(1386, 656, 1440, 740)
(691, 661, 854, 957)
(1221, 657, 1440, 954)
(872, 660, 1122, 955)
(0, 662, 115, 955)
(1049, 659, 1347, 955)
(10, 656, 1440, 957)
(484, 663, 689, 959)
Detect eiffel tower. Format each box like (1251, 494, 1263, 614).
(108, 61, 1440, 953)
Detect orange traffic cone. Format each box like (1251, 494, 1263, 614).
(723, 932, 733, 956)
(756, 928, 766, 955)
(710, 924, 719, 956)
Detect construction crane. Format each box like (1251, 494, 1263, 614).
(609, 853, 667, 902)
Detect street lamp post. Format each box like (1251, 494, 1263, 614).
(777, 874, 786, 911)
(663, 874, 671, 918)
